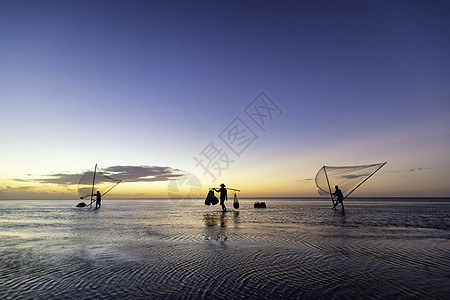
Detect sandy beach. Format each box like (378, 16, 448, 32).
(1, 198, 449, 299)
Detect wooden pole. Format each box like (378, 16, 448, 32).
(90, 164, 97, 208)
(323, 166, 335, 208)
(102, 180, 122, 197)
(210, 187, 240, 192)
(342, 162, 387, 201)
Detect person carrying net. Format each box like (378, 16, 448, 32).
(332, 185, 344, 210)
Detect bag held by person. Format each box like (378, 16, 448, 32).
(205, 190, 214, 205)
(233, 193, 239, 209)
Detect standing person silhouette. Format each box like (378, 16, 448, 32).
(95, 191, 102, 209)
(332, 185, 344, 210)
(214, 184, 228, 212)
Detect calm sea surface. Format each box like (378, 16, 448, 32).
(0, 198, 449, 299)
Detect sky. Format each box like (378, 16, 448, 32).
(1, 0, 449, 199)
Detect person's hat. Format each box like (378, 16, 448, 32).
(220, 183, 225, 187)
(334, 185, 338, 188)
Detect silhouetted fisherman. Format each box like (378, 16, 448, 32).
(332, 185, 344, 210)
(95, 191, 102, 209)
(214, 183, 228, 212)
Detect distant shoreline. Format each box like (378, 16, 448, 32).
(1, 197, 449, 201)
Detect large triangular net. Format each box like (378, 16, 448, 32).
(77, 165, 122, 200)
(315, 162, 386, 199)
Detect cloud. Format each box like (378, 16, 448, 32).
(297, 178, 314, 184)
(14, 165, 183, 185)
(23, 174, 83, 185)
(341, 174, 370, 179)
(0, 185, 72, 200)
(386, 167, 432, 174)
(408, 167, 431, 172)
(103, 165, 183, 182)
(6, 185, 35, 190)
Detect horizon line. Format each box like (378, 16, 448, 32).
(1, 196, 449, 201)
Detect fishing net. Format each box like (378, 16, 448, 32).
(77, 165, 122, 200)
(315, 162, 386, 199)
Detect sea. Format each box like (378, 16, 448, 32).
(0, 198, 449, 300)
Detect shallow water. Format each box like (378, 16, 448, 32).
(0, 198, 449, 299)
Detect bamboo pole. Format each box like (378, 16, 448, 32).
(323, 166, 334, 207)
(102, 180, 122, 197)
(210, 187, 240, 192)
(342, 162, 387, 200)
(89, 164, 97, 208)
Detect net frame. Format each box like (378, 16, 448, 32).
(77, 164, 122, 204)
(315, 162, 386, 201)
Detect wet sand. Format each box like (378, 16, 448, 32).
(1, 198, 449, 299)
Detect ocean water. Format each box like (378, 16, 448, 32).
(0, 198, 449, 299)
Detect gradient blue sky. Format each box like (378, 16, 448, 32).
(1, 0, 449, 199)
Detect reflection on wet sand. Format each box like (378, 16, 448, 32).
(2, 199, 449, 300)
(203, 211, 240, 241)
(335, 209, 346, 226)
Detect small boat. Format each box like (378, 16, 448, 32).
(254, 201, 266, 208)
